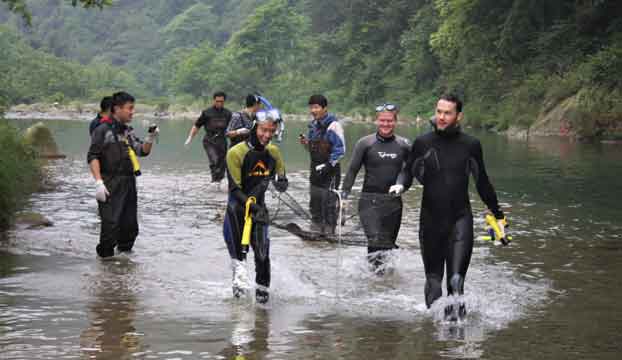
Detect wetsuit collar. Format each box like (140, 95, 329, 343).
(376, 132, 395, 143)
(433, 122, 461, 137)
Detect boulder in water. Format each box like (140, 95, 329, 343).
(23, 122, 66, 159)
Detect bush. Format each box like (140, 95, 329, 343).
(0, 121, 40, 230)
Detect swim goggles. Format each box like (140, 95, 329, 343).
(375, 103, 398, 112)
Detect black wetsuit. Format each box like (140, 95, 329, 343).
(398, 125, 503, 308)
(342, 133, 410, 256)
(195, 106, 232, 182)
(87, 118, 149, 257)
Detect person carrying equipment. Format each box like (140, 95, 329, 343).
(87, 91, 159, 258)
(393, 94, 507, 320)
(226, 94, 261, 147)
(299, 94, 345, 236)
(223, 109, 288, 304)
(184, 91, 232, 184)
(341, 104, 410, 272)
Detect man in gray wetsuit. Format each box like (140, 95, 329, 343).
(341, 104, 410, 271)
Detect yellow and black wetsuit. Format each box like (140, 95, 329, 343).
(223, 136, 285, 289)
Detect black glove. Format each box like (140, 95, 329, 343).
(273, 175, 289, 192)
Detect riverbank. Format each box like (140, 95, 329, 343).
(5, 102, 420, 125)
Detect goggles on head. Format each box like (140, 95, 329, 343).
(255, 109, 278, 123)
(375, 103, 398, 112)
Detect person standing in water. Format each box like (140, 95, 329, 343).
(226, 94, 261, 147)
(299, 94, 345, 235)
(393, 94, 507, 320)
(87, 91, 159, 258)
(341, 104, 410, 273)
(88, 96, 113, 136)
(223, 110, 288, 304)
(184, 91, 232, 185)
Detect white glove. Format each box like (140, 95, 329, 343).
(315, 163, 327, 172)
(388, 184, 404, 196)
(145, 126, 160, 144)
(496, 219, 506, 240)
(184, 135, 192, 147)
(237, 128, 250, 136)
(95, 180, 110, 202)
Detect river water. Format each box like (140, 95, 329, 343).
(1, 117, 621, 359)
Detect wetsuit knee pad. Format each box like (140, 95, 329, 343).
(425, 276, 443, 308)
(449, 273, 464, 295)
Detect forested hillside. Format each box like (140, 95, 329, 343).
(2, 0, 622, 133)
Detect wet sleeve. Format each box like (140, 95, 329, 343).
(87, 126, 105, 164)
(226, 145, 245, 189)
(194, 111, 207, 129)
(267, 145, 286, 176)
(130, 134, 147, 157)
(326, 122, 345, 165)
(471, 140, 503, 218)
(341, 137, 366, 192)
(397, 138, 422, 190)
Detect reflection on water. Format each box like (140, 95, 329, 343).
(1, 118, 621, 359)
(80, 259, 142, 359)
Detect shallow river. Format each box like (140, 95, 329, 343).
(1, 117, 621, 359)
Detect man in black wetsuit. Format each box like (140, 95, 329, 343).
(184, 91, 232, 184)
(341, 105, 410, 271)
(394, 94, 507, 319)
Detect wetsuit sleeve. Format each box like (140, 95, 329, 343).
(194, 111, 208, 129)
(87, 125, 105, 164)
(131, 134, 147, 157)
(397, 138, 422, 190)
(471, 140, 504, 218)
(341, 137, 366, 192)
(226, 145, 245, 189)
(267, 145, 286, 176)
(326, 121, 345, 165)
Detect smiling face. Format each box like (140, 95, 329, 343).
(309, 104, 327, 121)
(376, 111, 397, 138)
(256, 121, 277, 145)
(435, 99, 462, 130)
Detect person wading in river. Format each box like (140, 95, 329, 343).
(87, 91, 159, 258)
(299, 94, 345, 236)
(184, 91, 232, 187)
(223, 109, 288, 304)
(88, 96, 113, 136)
(226, 94, 261, 147)
(341, 104, 410, 273)
(393, 93, 508, 320)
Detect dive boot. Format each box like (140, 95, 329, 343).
(444, 304, 458, 322)
(255, 288, 269, 304)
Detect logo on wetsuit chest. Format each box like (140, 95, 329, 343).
(250, 160, 270, 177)
(378, 152, 398, 159)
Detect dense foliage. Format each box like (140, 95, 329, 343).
(0, 121, 39, 230)
(2, 0, 622, 129)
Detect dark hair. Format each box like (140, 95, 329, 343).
(213, 91, 227, 100)
(100, 96, 113, 113)
(439, 93, 463, 113)
(111, 91, 135, 112)
(308, 94, 328, 108)
(246, 93, 260, 107)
